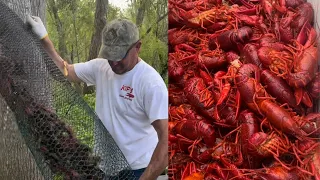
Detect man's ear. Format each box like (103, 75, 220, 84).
(135, 41, 142, 52)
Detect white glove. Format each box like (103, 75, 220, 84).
(26, 15, 48, 39)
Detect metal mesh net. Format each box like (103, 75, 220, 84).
(0, 1, 136, 179)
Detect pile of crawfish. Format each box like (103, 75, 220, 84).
(168, 0, 320, 179)
(0, 56, 104, 179)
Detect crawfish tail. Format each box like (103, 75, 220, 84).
(243, 43, 262, 67)
(259, 100, 307, 138)
(261, 70, 298, 110)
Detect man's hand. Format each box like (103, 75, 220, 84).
(26, 15, 48, 39)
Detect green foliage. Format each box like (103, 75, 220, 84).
(46, 0, 167, 81)
(139, 31, 168, 77)
(46, 0, 121, 63)
(83, 93, 96, 109)
(52, 84, 95, 147)
(122, 0, 168, 81)
(107, 5, 121, 21)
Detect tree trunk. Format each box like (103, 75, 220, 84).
(0, 1, 46, 179)
(136, 0, 148, 28)
(82, 0, 108, 95)
(47, 0, 68, 59)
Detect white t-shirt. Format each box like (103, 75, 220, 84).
(74, 58, 168, 170)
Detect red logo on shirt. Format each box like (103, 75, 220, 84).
(126, 93, 134, 98)
(120, 85, 134, 101)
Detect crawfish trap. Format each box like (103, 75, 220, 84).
(0, 1, 135, 180)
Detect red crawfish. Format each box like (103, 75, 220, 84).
(285, 0, 306, 8)
(216, 58, 241, 113)
(169, 104, 203, 122)
(177, 44, 228, 71)
(294, 87, 313, 108)
(307, 72, 320, 99)
(287, 45, 318, 89)
(238, 110, 261, 169)
(258, 46, 293, 78)
(198, 70, 221, 103)
(230, 11, 268, 34)
(234, 64, 307, 138)
(259, 99, 308, 139)
(295, 21, 317, 48)
(174, 120, 216, 148)
(196, 49, 228, 71)
(259, 33, 288, 51)
(214, 86, 240, 127)
(198, 69, 214, 87)
(275, 12, 295, 43)
(211, 139, 243, 166)
(234, 63, 267, 114)
(169, 133, 196, 155)
(169, 0, 203, 11)
(168, 153, 193, 180)
(179, 5, 231, 29)
(168, 28, 202, 47)
(260, 69, 300, 112)
(168, 54, 185, 84)
(293, 139, 320, 180)
(260, 0, 287, 18)
(295, 113, 320, 137)
(200, 70, 228, 103)
(182, 162, 204, 180)
(219, 156, 250, 180)
(242, 43, 262, 68)
(200, 162, 228, 180)
(168, 85, 187, 106)
(291, 2, 314, 32)
(209, 26, 253, 51)
(248, 131, 291, 168)
(247, 165, 301, 180)
(184, 77, 216, 120)
(188, 143, 215, 163)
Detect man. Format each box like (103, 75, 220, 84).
(26, 16, 168, 180)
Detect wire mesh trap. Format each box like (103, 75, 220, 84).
(0, 1, 136, 180)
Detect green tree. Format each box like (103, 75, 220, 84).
(46, 0, 168, 97)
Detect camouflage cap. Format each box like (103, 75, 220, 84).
(98, 19, 139, 61)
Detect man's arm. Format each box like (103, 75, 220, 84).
(41, 36, 83, 83)
(139, 119, 168, 180)
(26, 15, 82, 83)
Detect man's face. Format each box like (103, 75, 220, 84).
(108, 41, 140, 74)
(108, 56, 131, 74)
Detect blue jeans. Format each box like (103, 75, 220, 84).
(132, 168, 146, 178)
(109, 168, 146, 180)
